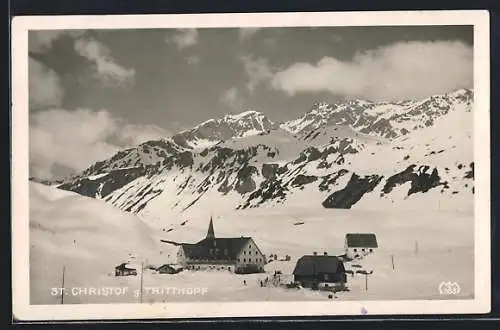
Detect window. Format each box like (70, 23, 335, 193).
(353, 248, 357, 252)
(249, 245, 251, 248)
(237, 258, 240, 262)
(244, 251, 246, 255)
(243, 258, 246, 262)
(362, 248, 365, 252)
(249, 258, 252, 262)
(369, 248, 373, 252)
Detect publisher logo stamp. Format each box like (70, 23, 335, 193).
(438, 281, 461, 295)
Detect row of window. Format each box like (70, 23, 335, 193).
(209, 248, 229, 255)
(237, 258, 263, 263)
(186, 265, 232, 271)
(353, 248, 373, 252)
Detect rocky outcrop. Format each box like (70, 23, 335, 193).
(407, 166, 442, 196)
(235, 165, 258, 195)
(291, 175, 318, 187)
(322, 174, 384, 209)
(381, 165, 444, 197)
(58, 167, 148, 198)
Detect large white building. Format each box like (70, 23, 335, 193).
(344, 233, 378, 259)
(177, 217, 266, 274)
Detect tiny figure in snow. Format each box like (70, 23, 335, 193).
(243, 280, 247, 286)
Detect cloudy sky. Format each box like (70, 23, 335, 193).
(28, 25, 473, 179)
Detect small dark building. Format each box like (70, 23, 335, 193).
(114, 263, 138, 276)
(157, 264, 183, 274)
(293, 255, 347, 288)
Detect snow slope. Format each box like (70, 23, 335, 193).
(30, 185, 474, 303)
(29, 182, 161, 304)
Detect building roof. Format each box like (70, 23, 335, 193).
(345, 233, 378, 248)
(293, 255, 344, 276)
(157, 264, 183, 271)
(115, 263, 137, 270)
(181, 237, 251, 261)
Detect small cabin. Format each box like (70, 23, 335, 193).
(157, 264, 183, 274)
(344, 233, 378, 259)
(292, 254, 347, 289)
(115, 263, 138, 276)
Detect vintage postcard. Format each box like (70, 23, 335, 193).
(11, 10, 491, 321)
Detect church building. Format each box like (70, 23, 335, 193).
(177, 217, 266, 274)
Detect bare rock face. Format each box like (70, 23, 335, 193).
(381, 165, 444, 197)
(58, 167, 148, 198)
(322, 174, 384, 209)
(291, 175, 318, 187)
(382, 165, 419, 195)
(261, 163, 279, 179)
(235, 165, 258, 195)
(407, 166, 442, 196)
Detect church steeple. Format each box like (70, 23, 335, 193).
(206, 216, 215, 239)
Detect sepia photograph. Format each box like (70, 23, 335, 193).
(11, 10, 490, 320)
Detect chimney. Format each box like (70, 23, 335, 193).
(313, 251, 317, 256)
(323, 252, 328, 256)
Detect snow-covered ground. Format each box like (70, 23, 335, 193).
(29, 182, 162, 304)
(30, 182, 474, 304)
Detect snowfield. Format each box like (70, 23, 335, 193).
(30, 182, 473, 304)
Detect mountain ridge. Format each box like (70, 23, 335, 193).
(33, 88, 474, 216)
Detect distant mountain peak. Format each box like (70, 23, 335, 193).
(282, 88, 473, 139)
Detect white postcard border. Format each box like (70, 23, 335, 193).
(11, 10, 491, 321)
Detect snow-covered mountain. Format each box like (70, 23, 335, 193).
(282, 88, 473, 140)
(173, 110, 278, 149)
(43, 88, 474, 219)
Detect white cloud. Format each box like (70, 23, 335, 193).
(119, 123, 170, 146)
(220, 87, 245, 110)
(271, 40, 473, 101)
(240, 55, 274, 93)
(29, 58, 64, 110)
(238, 28, 261, 41)
(167, 29, 199, 50)
(29, 108, 171, 179)
(29, 30, 86, 53)
(74, 37, 135, 87)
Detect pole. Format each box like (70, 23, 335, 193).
(365, 274, 368, 292)
(61, 265, 65, 305)
(139, 262, 144, 303)
(391, 254, 395, 271)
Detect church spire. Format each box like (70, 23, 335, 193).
(206, 215, 215, 239)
